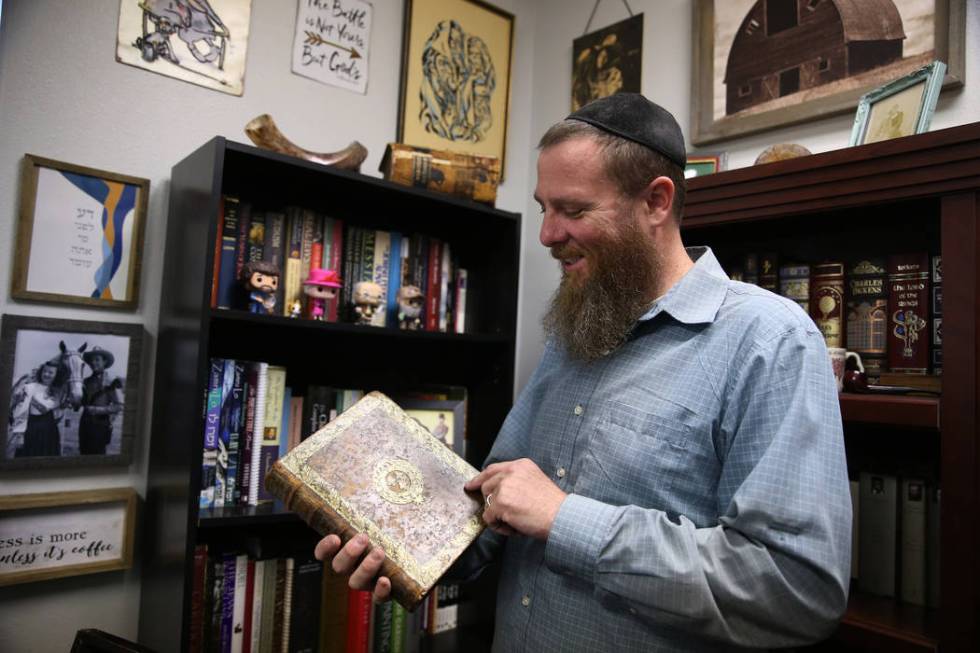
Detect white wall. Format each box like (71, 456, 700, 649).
(0, 1, 533, 651)
(0, 0, 976, 650)
(513, 0, 980, 391)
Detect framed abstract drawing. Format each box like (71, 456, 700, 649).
(397, 0, 514, 175)
(11, 155, 149, 309)
(849, 60, 946, 146)
(0, 315, 144, 470)
(0, 488, 137, 586)
(691, 0, 965, 145)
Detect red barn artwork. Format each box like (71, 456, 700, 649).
(725, 0, 905, 115)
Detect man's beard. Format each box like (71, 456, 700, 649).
(542, 216, 660, 361)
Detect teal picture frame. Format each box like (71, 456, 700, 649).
(849, 60, 946, 146)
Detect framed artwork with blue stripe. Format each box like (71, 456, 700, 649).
(12, 154, 149, 309)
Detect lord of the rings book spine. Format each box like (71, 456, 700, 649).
(846, 258, 889, 382)
(810, 262, 846, 348)
(887, 253, 930, 374)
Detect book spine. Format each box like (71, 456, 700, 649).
(264, 461, 426, 610)
(236, 202, 253, 285)
(926, 486, 941, 608)
(273, 558, 288, 653)
(778, 263, 809, 313)
(388, 603, 406, 653)
(232, 554, 249, 653)
(454, 269, 468, 334)
(226, 362, 247, 506)
(216, 359, 237, 507)
(758, 253, 778, 292)
(846, 258, 889, 381)
(239, 364, 259, 506)
(425, 239, 441, 331)
(345, 590, 372, 653)
(810, 262, 846, 348)
(327, 219, 345, 322)
(900, 478, 927, 606)
(284, 207, 305, 317)
(281, 558, 295, 653)
(249, 362, 269, 506)
(321, 567, 350, 653)
(371, 231, 392, 327)
(242, 557, 256, 653)
(742, 253, 759, 285)
(211, 201, 225, 310)
(247, 211, 266, 263)
(259, 366, 287, 502)
(386, 232, 402, 329)
(858, 472, 899, 597)
(217, 197, 241, 310)
(249, 559, 265, 653)
(265, 211, 286, 315)
(259, 559, 278, 653)
(887, 253, 930, 374)
(306, 213, 324, 317)
(288, 558, 324, 653)
(201, 359, 224, 509)
(931, 255, 942, 375)
(190, 544, 208, 653)
(438, 242, 451, 332)
(221, 555, 238, 653)
(372, 602, 393, 653)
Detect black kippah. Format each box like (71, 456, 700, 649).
(566, 93, 686, 168)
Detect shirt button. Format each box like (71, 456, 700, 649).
(573, 404, 584, 416)
(556, 467, 566, 478)
(521, 595, 531, 607)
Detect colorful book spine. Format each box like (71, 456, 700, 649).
(217, 197, 241, 309)
(438, 242, 451, 332)
(221, 554, 238, 652)
(425, 239, 441, 331)
(389, 603, 407, 653)
(283, 207, 305, 317)
(846, 258, 889, 382)
(810, 262, 846, 348)
(201, 359, 224, 508)
(386, 231, 403, 329)
(326, 218, 345, 322)
(778, 262, 809, 313)
(238, 364, 259, 506)
(931, 255, 942, 375)
(247, 211, 266, 263)
(259, 366, 287, 502)
(371, 230, 392, 327)
(247, 362, 269, 506)
(215, 359, 236, 507)
(372, 601, 393, 653)
(225, 361, 247, 506)
(887, 253, 930, 374)
(241, 557, 256, 653)
(346, 589, 372, 653)
(265, 211, 286, 315)
(236, 202, 253, 286)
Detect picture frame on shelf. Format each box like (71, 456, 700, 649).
(848, 60, 946, 146)
(685, 152, 728, 179)
(398, 398, 467, 460)
(691, 0, 965, 145)
(397, 0, 514, 176)
(0, 488, 137, 587)
(11, 154, 149, 309)
(0, 315, 144, 470)
(571, 13, 643, 111)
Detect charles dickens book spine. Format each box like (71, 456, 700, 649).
(931, 255, 942, 375)
(264, 392, 485, 612)
(888, 253, 930, 374)
(779, 263, 810, 312)
(810, 262, 845, 348)
(846, 258, 888, 381)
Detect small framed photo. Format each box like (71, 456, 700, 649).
(849, 61, 946, 146)
(397, 398, 467, 461)
(685, 153, 728, 179)
(0, 315, 145, 470)
(397, 0, 514, 175)
(11, 155, 149, 309)
(0, 488, 137, 587)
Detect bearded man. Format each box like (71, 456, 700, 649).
(316, 94, 851, 651)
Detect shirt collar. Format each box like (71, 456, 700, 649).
(637, 246, 729, 325)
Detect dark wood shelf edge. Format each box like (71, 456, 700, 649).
(835, 590, 938, 652)
(839, 393, 940, 430)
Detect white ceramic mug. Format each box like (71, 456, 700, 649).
(828, 348, 864, 392)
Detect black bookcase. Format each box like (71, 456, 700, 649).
(138, 138, 520, 652)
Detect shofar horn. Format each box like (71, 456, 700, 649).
(244, 114, 368, 172)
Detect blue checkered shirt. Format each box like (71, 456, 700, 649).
(454, 247, 851, 651)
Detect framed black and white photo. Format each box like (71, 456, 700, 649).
(0, 315, 144, 470)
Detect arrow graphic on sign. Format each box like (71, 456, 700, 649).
(304, 31, 362, 59)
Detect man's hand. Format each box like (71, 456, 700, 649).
(464, 458, 567, 540)
(314, 533, 392, 603)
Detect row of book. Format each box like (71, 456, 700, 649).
(190, 544, 469, 653)
(727, 253, 942, 379)
(210, 197, 468, 333)
(850, 472, 940, 607)
(200, 357, 468, 509)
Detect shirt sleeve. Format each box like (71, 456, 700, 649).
(544, 326, 852, 648)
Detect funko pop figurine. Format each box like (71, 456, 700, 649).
(242, 260, 280, 314)
(288, 299, 303, 318)
(303, 268, 342, 321)
(396, 285, 424, 330)
(352, 281, 383, 325)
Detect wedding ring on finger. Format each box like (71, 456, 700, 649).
(485, 493, 493, 508)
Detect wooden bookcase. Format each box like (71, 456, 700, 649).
(684, 122, 980, 653)
(137, 138, 520, 652)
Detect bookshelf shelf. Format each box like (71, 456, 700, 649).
(139, 137, 520, 652)
(685, 122, 980, 653)
(839, 394, 940, 430)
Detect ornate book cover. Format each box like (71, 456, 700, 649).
(810, 262, 846, 348)
(778, 262, 810, 312)
(887, 253, 930, 374)
(265, 391, 485, 611)
(846, 258, 888, 382)
(379, 143, 500, 205)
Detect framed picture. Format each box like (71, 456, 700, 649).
(0, 315, 145, 470)
(848, 60, 946, 146)
(397, 0, 514, 175)
(691, 0, 965, 145)
(397, 398, 467, 460)
(685, 153, 728, 179)
(0, 488, 137, 586)
(571, 14, 643, 111)
(11, 155, 149, 309)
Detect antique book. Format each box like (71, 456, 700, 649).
(778, 262, 810, 312)
(758, 252, 778, 292)
(858, 471, 899, 598)
(810, 262, 846, 348)
(379, 143, 500, 205)
(887, 253, 930, 374)
(900, 478, 927, 606)
(846, 258, 889, 382)
(931, 255, 943, 375)
(265, 391, 485, 611)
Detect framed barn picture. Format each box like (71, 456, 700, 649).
(0, 315, 144, 470)
(397, 0, 514, 176)
(691, 0, 965, 145)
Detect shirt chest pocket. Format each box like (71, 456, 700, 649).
(573, 401, 719, 516)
